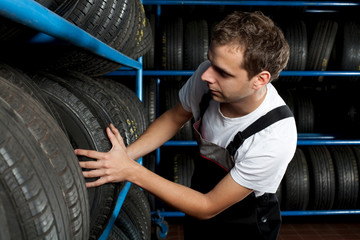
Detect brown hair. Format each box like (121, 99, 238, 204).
(211, 11, 289, 82)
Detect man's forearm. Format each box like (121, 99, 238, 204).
(126, 102, 193, 160)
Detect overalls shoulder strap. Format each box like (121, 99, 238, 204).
(226, 105, 294, 156)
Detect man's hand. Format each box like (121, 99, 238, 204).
(75, 123, 138, 188)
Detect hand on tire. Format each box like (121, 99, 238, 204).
(75, 123, 137, 188)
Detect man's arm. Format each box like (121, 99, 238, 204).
(76, 126, 253, 219)
(128, 164, 253, 219)
(126, 101, 193, 160)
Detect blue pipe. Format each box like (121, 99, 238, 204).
(163, 139, 360, 147)
(137, 57, 144, 101)
(99, 181, 132, 240)
(153, 209, 360, 218)
(107, 70, 360, 76)
(0, 0, 141, 69)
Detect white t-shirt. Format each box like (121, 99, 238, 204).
(179, 61, 297, 197)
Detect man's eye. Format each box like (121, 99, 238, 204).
(219, 70, 230, 78)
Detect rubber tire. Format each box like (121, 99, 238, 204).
(95, 76, 148, 136)
(109, 225, 130, 240)
(0, 76, 90, 239)
(116, 209, 143, 240)
(282, 148, 310, 210)
(0, 62, 67, 134)
(55, 71, 138, 145)
(116, 185, 152, 240)
(173, 154, 195, 188)
(184, 19, 209, 70)
(328, 146, 359, 209)
(32, 73, 122, 240)
(304, 146, 335, 210)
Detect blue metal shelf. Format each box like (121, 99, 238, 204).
(108, 69, 360, 76)
(153, 209, 360, 218)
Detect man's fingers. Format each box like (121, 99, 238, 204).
(82, 169, 104, 178)
(78, 160, 102, 169)
(75, 149, 105, 159)
(106, 126, 121, 147)
(109, 123, 122, 142)
(107, 125, 126, 149)
(85, 178, 109, 188)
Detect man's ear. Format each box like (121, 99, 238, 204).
(253, 71, 271, 90)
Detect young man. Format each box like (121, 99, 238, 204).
(75, 11, 297, 239)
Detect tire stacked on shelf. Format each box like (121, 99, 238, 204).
(94, 76, 149, 136)
(112, 184, 152, 240)
(0, 0, 153, 76)
(282, 20, 307, 82)
(306, 19, 338, 81)
(280, 145, 360, 211)
(279, 89, 315, 133)
(281, 148, 310, 210)
(0, 74, 89, 239)
(30, 70, 150, 240)
(340, 21, 360, 80)
(160, 17, 192, 140)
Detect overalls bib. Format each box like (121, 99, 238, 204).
(184, 93, 293, 240)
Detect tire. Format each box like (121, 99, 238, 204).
(340, 21, 360, 80)
(125, 0, 153, 59)
(282, 20, 307, 82)
(0, 77, 90, 239)
(0, 194, 10, 240)
(351, 146, 360, 208)
(328, 146, 359, 209)
(117, 185, 152, 240)
(143, 14, 156, 69)
(116, 208, 143, 240)
(32, 74, 122, 240)
(142, 153, 157, 211)
(282, 148, 310, 210)
(304, 146, 335, 210)
(173, 154, 195, 188)
(162, 78, 193, 140)
(55, 71, 138, 145)
(184, 19, 209, 70)
(161, 17, 183, 70)
(0, 62, 67, 134)
(293, 93, 314, 133)
(144, 78, 157, 124)
(306, 19, 338, 81)
(109, 225, 130, 240)
(95, 76, 148, 136)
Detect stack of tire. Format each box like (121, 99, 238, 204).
(280, 145, 360, 211)
(0, 61, 152, 239)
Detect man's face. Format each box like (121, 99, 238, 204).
(201, 43, 258, 104)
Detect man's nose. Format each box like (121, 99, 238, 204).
(201, 67, 216, 84)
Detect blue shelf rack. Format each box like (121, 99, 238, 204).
(0, 0, 145, 239)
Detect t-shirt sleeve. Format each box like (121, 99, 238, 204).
(179, 61, 210, 118)
(230, 118, 297, 194)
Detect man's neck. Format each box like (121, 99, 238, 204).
(220, 86, 268, 118)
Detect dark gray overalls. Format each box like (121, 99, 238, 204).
(184, 93, 293, 240)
